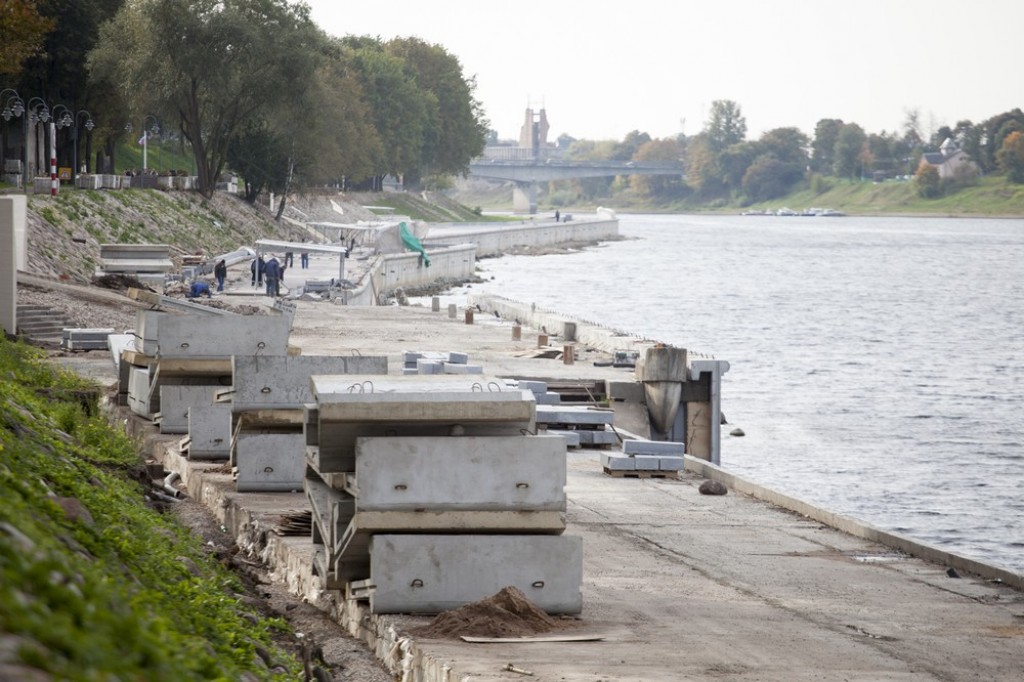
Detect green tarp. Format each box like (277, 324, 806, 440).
(399, 221, 430, 266)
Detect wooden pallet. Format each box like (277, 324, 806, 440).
(603, 467, 680, 480)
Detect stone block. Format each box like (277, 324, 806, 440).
(158, 385, 219, 434)
(536, 405, 614, 426)
(369, 534, 583, 614)
(156, 314, 290, 358)
(659, 455, 685, 471)
(632, 454, 661, 471)
(232, 355, 386, 411)
(600, 453, 635, 471)
(234, 432, 305, 492)
(623, 439, 686, 456)
(355, 435, 566, 512)
(187, 404, 232, 460)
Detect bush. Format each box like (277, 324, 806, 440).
(915, 164, 942, 198)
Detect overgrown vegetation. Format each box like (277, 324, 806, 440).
(0, 336, 301, 680)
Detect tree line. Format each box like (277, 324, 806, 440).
(1, 0, 488, 208)
(551, 100, 1024, 205)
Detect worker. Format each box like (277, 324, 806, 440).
(264, 256, 281, 297)
(187, 280, 212, 298)
(214, 259, 227, 292)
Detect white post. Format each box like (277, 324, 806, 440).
(1, 196, 26, 335)
(143, 131, 148, 171)
(49, 122, 57, 196)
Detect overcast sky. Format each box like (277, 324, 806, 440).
(302, 0, 1023, 143)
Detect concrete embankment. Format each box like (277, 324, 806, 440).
(118, 300, 1024, 682)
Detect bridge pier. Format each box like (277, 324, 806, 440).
(512, 182, 537, 214)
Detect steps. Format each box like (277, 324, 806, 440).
(16, 305, 77, 342)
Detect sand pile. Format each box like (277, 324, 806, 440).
(412, 586, 558, 640)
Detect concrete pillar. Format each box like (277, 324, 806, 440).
(563, 344, 574, 365)
(512, 323, 521, 340)
(638, 347, 688, 435)
(512, 182, 537, 214)
(688, 360, 731, 466)
(431, 296, 440, 312)
(0, 196, 26, 335)
(538, 333, 548, 347)
(464, 308, 474, 324)
(448, 303, 457, 319)
(563, 321, 577, 342)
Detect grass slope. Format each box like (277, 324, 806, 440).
(0, 336, 301, 680)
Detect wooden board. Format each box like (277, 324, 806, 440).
(460, 634, 606, 643)
(602, 468, 679, 480)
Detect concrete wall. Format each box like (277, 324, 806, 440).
(424, 218, 619, 257)
(0, 196, 26, 335)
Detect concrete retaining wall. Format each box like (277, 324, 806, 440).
(424, 218, 619, 257)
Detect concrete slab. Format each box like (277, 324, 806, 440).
(354, 435, 566, 512)
(231, 355, 387, 410)
(156, 314, 291, 357)
(234, 432, 305, 492)
(368, 534, 583, 614)
(186, 404, 232, 460)
(623, 438, 686, 456)
(157, 385, 219, 434)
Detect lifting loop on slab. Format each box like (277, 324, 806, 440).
(487, 381, 502, 392)
(410, 578, 423, 588)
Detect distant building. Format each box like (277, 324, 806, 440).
(918, 138, 979, 180)
(519, 107, 550, 154)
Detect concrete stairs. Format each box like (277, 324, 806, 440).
(16, 305, 76, 342)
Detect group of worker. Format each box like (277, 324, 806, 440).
(187, 252, 300, 299)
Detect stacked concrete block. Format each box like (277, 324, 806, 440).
(601, 439, 686, 478)
(186, 404, 233, 460)
(61, 328, 115, 351)
(157, 384, 221, 434)
(536, 404, 620, 449)
(402, 350, 483, 375)
(229, 355, 386, 491)
(304, 375, 583, 614)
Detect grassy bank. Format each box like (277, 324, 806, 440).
(452, 175, 1024, 217)
(0, 336, 301, 680)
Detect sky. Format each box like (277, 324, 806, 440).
(301, 0, 1023, 144)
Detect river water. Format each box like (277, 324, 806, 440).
(429, 213, 1024, 575)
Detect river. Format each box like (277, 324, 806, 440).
(426, 213, 1024, 575)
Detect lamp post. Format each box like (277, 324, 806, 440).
(125, 115, 160, 172)
(25, 97, 51, 190)
(1, 88, 25, 184)
(51, 105, 95, 185)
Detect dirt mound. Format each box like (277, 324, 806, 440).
(411, 586, 558, 640)
(93, 274, 155, 293)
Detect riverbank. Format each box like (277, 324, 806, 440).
(52, 296, 1023, 682)
(452, 174, 1024, 218)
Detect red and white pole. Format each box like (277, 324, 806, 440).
(49, 121, 57, 196)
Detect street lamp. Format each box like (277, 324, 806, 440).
(52, 105, 95, 183)
(24, 97, 51, 189)
(0, 88, 25, 184)
(125, 115, 160, 172)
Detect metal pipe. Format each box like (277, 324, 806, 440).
(162, 471, 182, 498)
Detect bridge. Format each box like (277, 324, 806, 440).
(467, 157, 684, 213)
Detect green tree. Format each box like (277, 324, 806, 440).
(684, 134, 726, 198)
(833, 123, 866, 179)
(914, 163, 941, 197)
(0, 0, 54, 76)
(611, 130, 651, 161)
(811, 118, 843, 174)
(385, 37, 487, 188)
(996, 130, 1024, 183)
(89, 0, 321, 197)
(742, 156, 804, 202)
(340, 37, 427, 189)
(629, 137, 685, 199)
(759, 127, 809, 166)
(703, 99, 746, 151)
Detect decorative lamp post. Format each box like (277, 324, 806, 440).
(25, 97, 51, 190)
(51, 106, 95, 184)
(1, 88, 25, 183)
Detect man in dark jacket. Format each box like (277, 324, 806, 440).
(250, 255, 265, 287)
(214, 259, 227, 292)
(264, 256, 281, 297)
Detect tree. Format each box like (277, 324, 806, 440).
(611, 130, 651, 161)
(385, 37, 488, 188)
(0, 0, 54, 76)
(996, 131, 1024, 183)
(914, 163, 941, 198)
(339, 37, 427, 189)
(759, 127, 810, 166)
(89, 0, 321, 197)
(833, 123, 866, 179)
(811, 119, 843, 174)
(685, 134, 726, 198)
(742, 156, 804, 202)
(629, 137, 686, 199)
(703, 99, 746, 151)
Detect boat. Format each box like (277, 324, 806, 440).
(819, 208, 845, 217)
